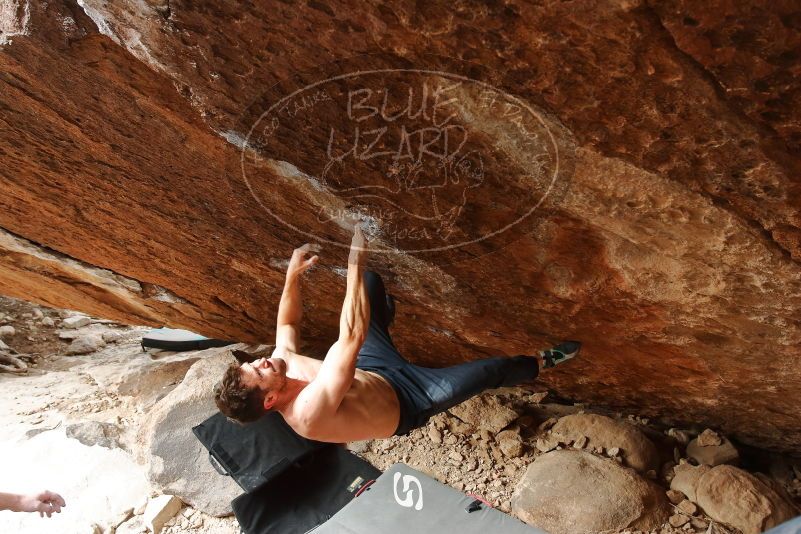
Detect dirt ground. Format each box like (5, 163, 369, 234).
(0, 296, 798, 534)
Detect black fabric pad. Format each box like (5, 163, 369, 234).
(192, 411, 325, 493)
(232, 446, 381, 534)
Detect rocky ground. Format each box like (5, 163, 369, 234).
(0, 295, 799, 534)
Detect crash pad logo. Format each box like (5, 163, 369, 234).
(393, 472, 424, 511)
(241, 68, 560, 255)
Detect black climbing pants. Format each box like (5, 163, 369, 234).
(355, 271, 539, 435)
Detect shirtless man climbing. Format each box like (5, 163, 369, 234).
(214, 226, 580, 442)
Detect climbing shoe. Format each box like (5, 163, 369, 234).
(539, 341, 582, 368)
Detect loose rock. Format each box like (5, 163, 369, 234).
(134, 497, 147, 516)
(62, 315, 91, 329)
(346, 440, 370, 453)
(696, 429, 723, 447)
(102, 331, 123, 343)
(538, 417, 558, 432)
(512, 450, 670, 534)
(671, 463, 711, 502)
(551, 414, 659, 473)
(671, 464, 797, 534)
(449, 395, 519, 434)
(669, 514, 690, 527)
(108, 507, 134, 531)
(143, 495, 182, 534)
(676, 499, 697, 516)
(666, 489, 685, 505)
(0, 325, 15, 338)
(66, 334, 107, 355)
(686, 434, 739, 467)
(116, 515, 146, 534)
(536, 434, 560, 453)
(448, 419, 475, 436)
(497, 430, 524, 458)
(667, 428, 691, 445)
(690, 517, 708, 530)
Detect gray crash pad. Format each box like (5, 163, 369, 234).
(314, 463, 548, 534)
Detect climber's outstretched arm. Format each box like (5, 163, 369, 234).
(275, 244, 319, 352)
(296, 226, 369, 419)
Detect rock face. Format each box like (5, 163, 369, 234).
(512, 450, 670, 534)
(137, 347, 243, 516)
(671, 464, 798, 534)
(551, 414, 660, 473)
(1, 0, 801, 452)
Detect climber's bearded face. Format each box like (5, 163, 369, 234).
(240, 357, 288, 409)
(241, 356, 287, 388)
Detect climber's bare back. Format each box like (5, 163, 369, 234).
(261, 345, 400, 442)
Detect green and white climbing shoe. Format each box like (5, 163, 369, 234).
(539, 341, 582, 368)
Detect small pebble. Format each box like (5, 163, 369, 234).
(669, 514, 690, 528)
(676, 499, 697, 516)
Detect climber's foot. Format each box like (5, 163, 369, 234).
(539, 341, 582, 368)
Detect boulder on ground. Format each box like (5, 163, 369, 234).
(66, 334, 106, 355)
(449, 394, 519, 434)
(671, 463, 798, 534)
(0, 325, 15, 338)
(136, 346, 244, 516)
(686, 432, 739, 466)
(62, 315, 91, 329)
(551, 414, 660, 473)
(512, 450, 670, 534)
(671, 463, 711, 502)
(101, 331, 123, 343)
